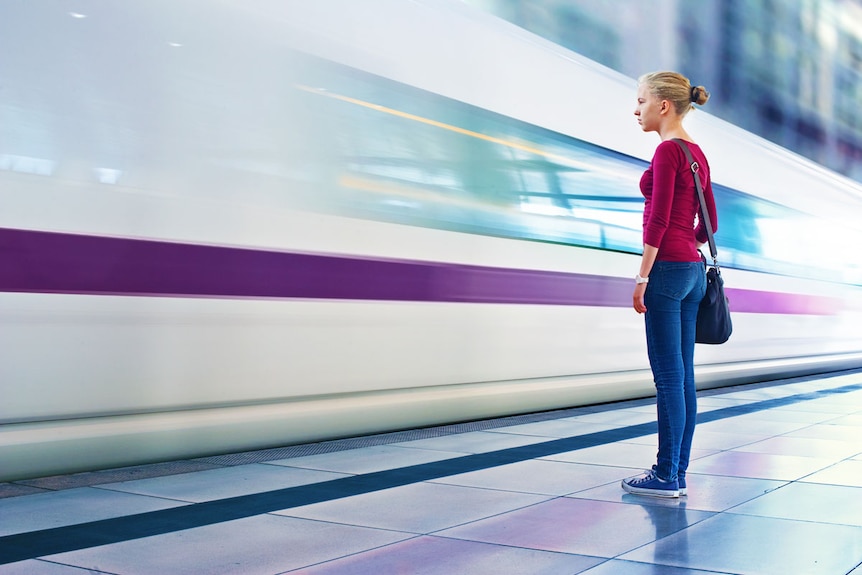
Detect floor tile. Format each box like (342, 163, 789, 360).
(0, 560, 100, 574)
(730, 435, 861, 459)
(617, 433, 657, 446)
(0, 487, 186, 537)
(265, 445, 463, 474)
(692, 450, 834, 481)
(715, 389, 799, 401)
(619, 513, 862, 575)
(695, 417, 812, 437)
(781, 423, 862, 445)
(729, 482, 862, 526)
(572, 473, 786, 513)
(99, 463, 346, 503)
(487, 420, 615, 438)
(42, 514, 411, 575)
(721, 384, 821, 402)
(622, 428, 772, 450)
(580, 559, 735, 575)
(618, 404, 658, 413)
(391, 431, 548, 454)
(542, 441, 714, 469)
(696, 397, 756, 409)
(541, 441, 655, 467)
(290, 535, 603, 575)
(768, 397, 862, 414)
(802, 459, 862, 487)
(430, 459, 630, 496)
(682, 429, 765, 450)
(728, 409, 836, 424)
(826, 413, 862, 426)
(564, 410, 657, 426)
(277, 482, 549, 533)
(436, 497, 713, 558)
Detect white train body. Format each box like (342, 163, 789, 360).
(2, 0, 861, 480)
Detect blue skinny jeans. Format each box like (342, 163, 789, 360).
(644, 260, 706, 482)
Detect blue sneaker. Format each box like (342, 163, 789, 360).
(622, 470, 679, 498)
(651, 465, 687, 496)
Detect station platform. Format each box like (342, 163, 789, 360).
(2, 371, 862, 575)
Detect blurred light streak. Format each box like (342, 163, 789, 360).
(0, 154, 55, 176)
(95, 168, 122, 184)
(295, 84, 578, 166)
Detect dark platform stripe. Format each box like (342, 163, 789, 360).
(0, 227, 840, 313)
(1, 379, 860, 564)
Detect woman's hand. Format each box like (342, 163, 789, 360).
(633, 283, 647, 314)
(634, 244, 657, 314)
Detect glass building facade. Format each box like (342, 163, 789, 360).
(465, 0, 862, 182)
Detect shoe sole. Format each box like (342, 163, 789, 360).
(621, 480, 679, 498)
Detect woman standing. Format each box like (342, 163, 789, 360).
(622, 71, 716, 498)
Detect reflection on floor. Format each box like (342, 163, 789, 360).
(2, 372, 862, 575)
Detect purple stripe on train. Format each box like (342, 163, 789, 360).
(0, 228, 840, 314)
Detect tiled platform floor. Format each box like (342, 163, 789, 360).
(2, 372, 862, 574)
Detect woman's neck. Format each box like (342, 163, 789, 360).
(658, 117, 690, 142)
(659, 128, 691, 142)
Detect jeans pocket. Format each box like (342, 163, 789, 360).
(654, 264, 691, 299)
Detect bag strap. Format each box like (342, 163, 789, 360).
(672, 138, 718, 266)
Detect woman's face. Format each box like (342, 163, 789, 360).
(635, 84, 662, 132)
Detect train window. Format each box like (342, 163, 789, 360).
(286, 53, 861, 285)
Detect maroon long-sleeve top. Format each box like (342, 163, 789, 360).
(640, 139, 717, 262)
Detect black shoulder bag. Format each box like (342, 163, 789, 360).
(673, 139, 732, 344)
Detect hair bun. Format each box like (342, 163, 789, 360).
(690, 85, 710, 105)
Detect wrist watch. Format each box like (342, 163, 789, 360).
(635, 274, 649, 284)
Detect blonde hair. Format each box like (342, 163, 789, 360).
(638, 71, 709, 116)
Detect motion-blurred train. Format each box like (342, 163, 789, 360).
(2, 0, 862, 481)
